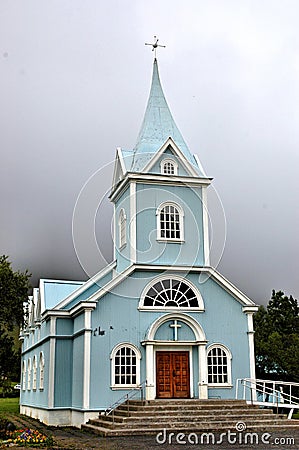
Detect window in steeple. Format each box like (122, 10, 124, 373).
(157, 202, 184, 241)
(161, 158, 178, 175)
(119, 209, 127, 249)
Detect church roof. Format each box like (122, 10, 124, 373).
(130, 59, 202, 174)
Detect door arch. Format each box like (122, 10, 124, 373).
(142, 313, 208, 400)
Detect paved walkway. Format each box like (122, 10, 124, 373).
(4, 413, 299, 449)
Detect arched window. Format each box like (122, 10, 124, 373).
(140, 277, 204, 310)
(22, 360, 26, 391)
(27, 358, 31, 390)
(110, 343, 141, 388)
(32, 355, 37, 390)
(39, 352, 44, 390)
(157, 202, 184, 241)
(207, 344, 232, 386)
(119, 209, 127, 248)
(161, 159, 178, 175)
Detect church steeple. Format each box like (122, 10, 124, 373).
(131, 58, 199, 172)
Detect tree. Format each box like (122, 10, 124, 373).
(0, 255, 31, 383)
(254, 290, 299, 382)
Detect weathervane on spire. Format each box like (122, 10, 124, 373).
(145, 36, 166, 58)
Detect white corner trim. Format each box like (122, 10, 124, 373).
(246, 313, 256, 381)
(202, 186, 210, 266)
(130, 182, 137, 264)
(48, 317, 56, 408)
(83, 310, 92, 409)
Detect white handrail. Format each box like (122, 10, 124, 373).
(236, 378, 299, 416)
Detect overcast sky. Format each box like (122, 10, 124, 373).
(1, 0, 298, 306)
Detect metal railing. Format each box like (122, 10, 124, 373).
(104, 380, 147, 423)
(236, 378, 299, 418)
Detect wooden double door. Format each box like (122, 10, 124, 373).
(156, 351, 190, 398)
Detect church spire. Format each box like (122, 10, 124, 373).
(131, 58, 198, 171)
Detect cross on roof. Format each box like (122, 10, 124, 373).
(145, 35, 166, 58)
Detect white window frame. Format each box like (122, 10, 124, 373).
(160, 158, 178, 175)
(39, 352, 45, 390)
(27, 358, 31, 390)
(110, 343, 141, 389)
(139, 275, 204, 311)
(22, 360, 26, 391)
(156, 201, 184, 242)
(118, 208, 127, 249)
(207, 343, 232, 387)
(32, 355, 37, 391)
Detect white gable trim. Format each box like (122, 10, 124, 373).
(142, 137, 199, 177)
(112, 147, 126, 189)
(83, 264, 255, 308)
(54, 261, 116, 310)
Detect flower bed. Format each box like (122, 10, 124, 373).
(2, 428, 54, 447)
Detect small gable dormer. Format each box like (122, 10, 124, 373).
(160, 158, 178, 175)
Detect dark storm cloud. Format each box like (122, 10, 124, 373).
(0, 0, 298, 305)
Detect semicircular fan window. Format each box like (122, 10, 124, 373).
(143, 279, 199, 308)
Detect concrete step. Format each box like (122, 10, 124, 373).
(99, 412, 279, 425)
(82, 420, 299, 437)
(112, 407, 274, 418)
(83, 399, 299, 437)
(89, 414, 292, 427)
(117, 403, 257, 413)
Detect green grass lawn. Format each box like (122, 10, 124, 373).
(0, 397, 20, 415)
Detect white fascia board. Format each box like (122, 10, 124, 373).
(206, 267, 256, 306)
(73, 263, 255, 308)
(142, 137, 199, 177)
(42, 310, 70, 321)
(109, 173, 212, 204)
(243, 306, 259, 313)
(69, 301, 97, 318)
(42, 302, 97, 321)
(54, 261, 117, 310)
(86, 264, 136, 303)
(126, 264, 256, 307)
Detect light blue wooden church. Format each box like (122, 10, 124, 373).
(20, 58, 258, 427)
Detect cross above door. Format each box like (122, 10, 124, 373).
(169, 320, 181, 341)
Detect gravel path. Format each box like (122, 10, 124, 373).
(4, 413, 299, 449)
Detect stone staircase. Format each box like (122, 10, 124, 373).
(82, 399, 299, 437)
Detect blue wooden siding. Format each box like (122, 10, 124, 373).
(54, 339, 73, 406)
(72, 335, 84, 408)
(135, 183, 204, 266)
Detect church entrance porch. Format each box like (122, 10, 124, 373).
(156, 351, 190, 398)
